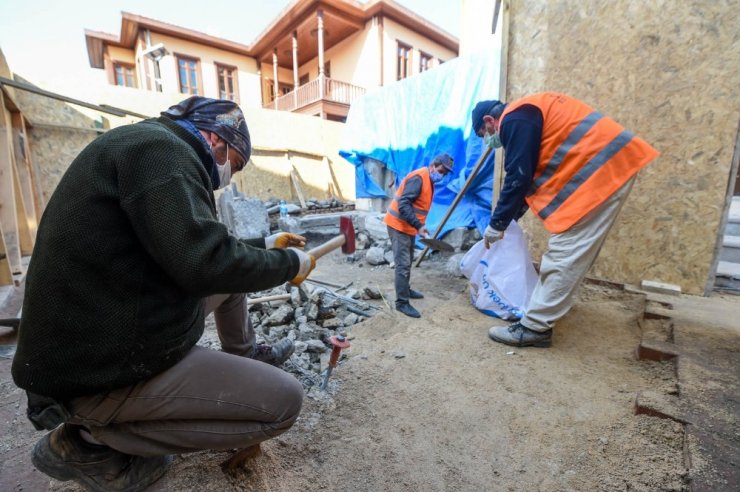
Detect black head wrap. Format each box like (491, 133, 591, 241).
(162, 96, 251, 161)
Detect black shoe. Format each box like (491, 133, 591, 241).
(251, 338, 295, 366)
(396, 302, 420, 318)
(488, 322, 552, 348)
(409, 289, 424, 299)
(32, 424, 171, 492)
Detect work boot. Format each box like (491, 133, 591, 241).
(396, 302, 421, 318)
(409, 289, 424, 299)
(31, 424, 171, 492)
(488, 322, 552, 348)
(250, 338, 295, 366)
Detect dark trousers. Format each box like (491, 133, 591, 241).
(65, 294, 303, 456)
(388, 226, 415, 307)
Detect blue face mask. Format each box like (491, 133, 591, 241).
(430, 170, 444, 183)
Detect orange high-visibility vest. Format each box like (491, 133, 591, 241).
(384, 167, 433, 235)
(501, 93, 659, 233)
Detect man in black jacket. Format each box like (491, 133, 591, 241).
(12, 97, 315, 491)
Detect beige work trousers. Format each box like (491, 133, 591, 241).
(521, 177, 636, 333)
(66, 293, 303, 456)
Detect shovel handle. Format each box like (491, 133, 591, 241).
(307, 235, 346, 260)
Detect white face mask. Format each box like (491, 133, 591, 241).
(214, 142, 232, 189)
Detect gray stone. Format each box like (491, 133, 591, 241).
(305, 339, 328, 353)
(393, 351, 406, 359)
(293, 341, 308, 354)
(269, 325, 289, 339)
(343, 313, 359, 326)
(310, 289, 325, 303)
(363, 213, 390, 242)
(290, 287, 302, 306)
(297, 323, 315, 340)
(266, 304, 293, 326)
(443, 228, 466, 251)
(346, 288, 361, 299)
(355, 232, 369, 250)
(322, 318, 342, 329)
(366, 246, 387, 265)
(295, 315, 308, 325)
(231, 197, 270, 239)
(446, 253, 466, 277)
(306, 303, 319, 321)
(363, 286, 382, 299)
(462, 228, 482, 251)
(321, 295, 341, 309)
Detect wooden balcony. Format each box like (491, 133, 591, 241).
(263, 76, 365, 121)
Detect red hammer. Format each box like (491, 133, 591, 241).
(306, 216, 355, 260)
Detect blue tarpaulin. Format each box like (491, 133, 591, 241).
(339, 52, 500, 239)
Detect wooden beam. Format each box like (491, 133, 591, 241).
(290, 164, 308, 208)
(0, 91, 22, 274)
(11, 112, 38, 249)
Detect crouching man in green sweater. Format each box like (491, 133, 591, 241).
(11, 96, 315, 491)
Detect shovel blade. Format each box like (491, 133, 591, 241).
(420, 237, 455, 252)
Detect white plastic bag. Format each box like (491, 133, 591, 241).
(460, 221, 538, 320)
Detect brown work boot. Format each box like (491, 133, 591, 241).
(249, 339, 295, 366)
(31, 424, 171, 491)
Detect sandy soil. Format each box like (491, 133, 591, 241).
(2, 249, 692, 491)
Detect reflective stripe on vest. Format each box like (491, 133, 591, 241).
(502, 92, 659, 233)
(383, 167, 433, 235)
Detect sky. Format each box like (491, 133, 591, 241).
(0, 0, 461, 88)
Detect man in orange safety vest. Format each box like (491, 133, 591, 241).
(384, 153, 454, 318)
(472, 93, 659, 347)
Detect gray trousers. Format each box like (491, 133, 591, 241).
(66, 293, 303, 456)
(522, 177, 636, 333)
(388, 226, 416, 306)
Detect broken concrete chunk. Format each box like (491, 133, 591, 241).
(446, 253, 465, 277)
(365, 246, 387, 265)
(293, 341, 308, 355)
(355, 232, 370, 250)
(322, 318, 342, 329)
(266, 304, 293, 326)
(231, 198, 270, 239)
(305, 339, 328, 353)
(363, 286, 382, 299)
(306, 303, 319, 321)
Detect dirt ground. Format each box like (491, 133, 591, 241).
(0, 248, 715, 491)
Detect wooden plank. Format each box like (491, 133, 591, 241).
(0, 222, 12, 285)
(12, 163, 33, 255)
(290, 165, 307, 208)
(492, 0, 510, 211)
(12, 112, 39, 237)
(0, 90, 22, 274)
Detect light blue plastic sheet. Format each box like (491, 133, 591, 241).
(339, 52, 501, 239)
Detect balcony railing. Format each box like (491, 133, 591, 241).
(264, 76, 365, 112)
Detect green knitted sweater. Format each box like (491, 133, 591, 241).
(12, 117, 299, 399)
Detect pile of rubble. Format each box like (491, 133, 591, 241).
(200, 280, 384, 392)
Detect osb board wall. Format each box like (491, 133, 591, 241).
(507, 0, 740, 295)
